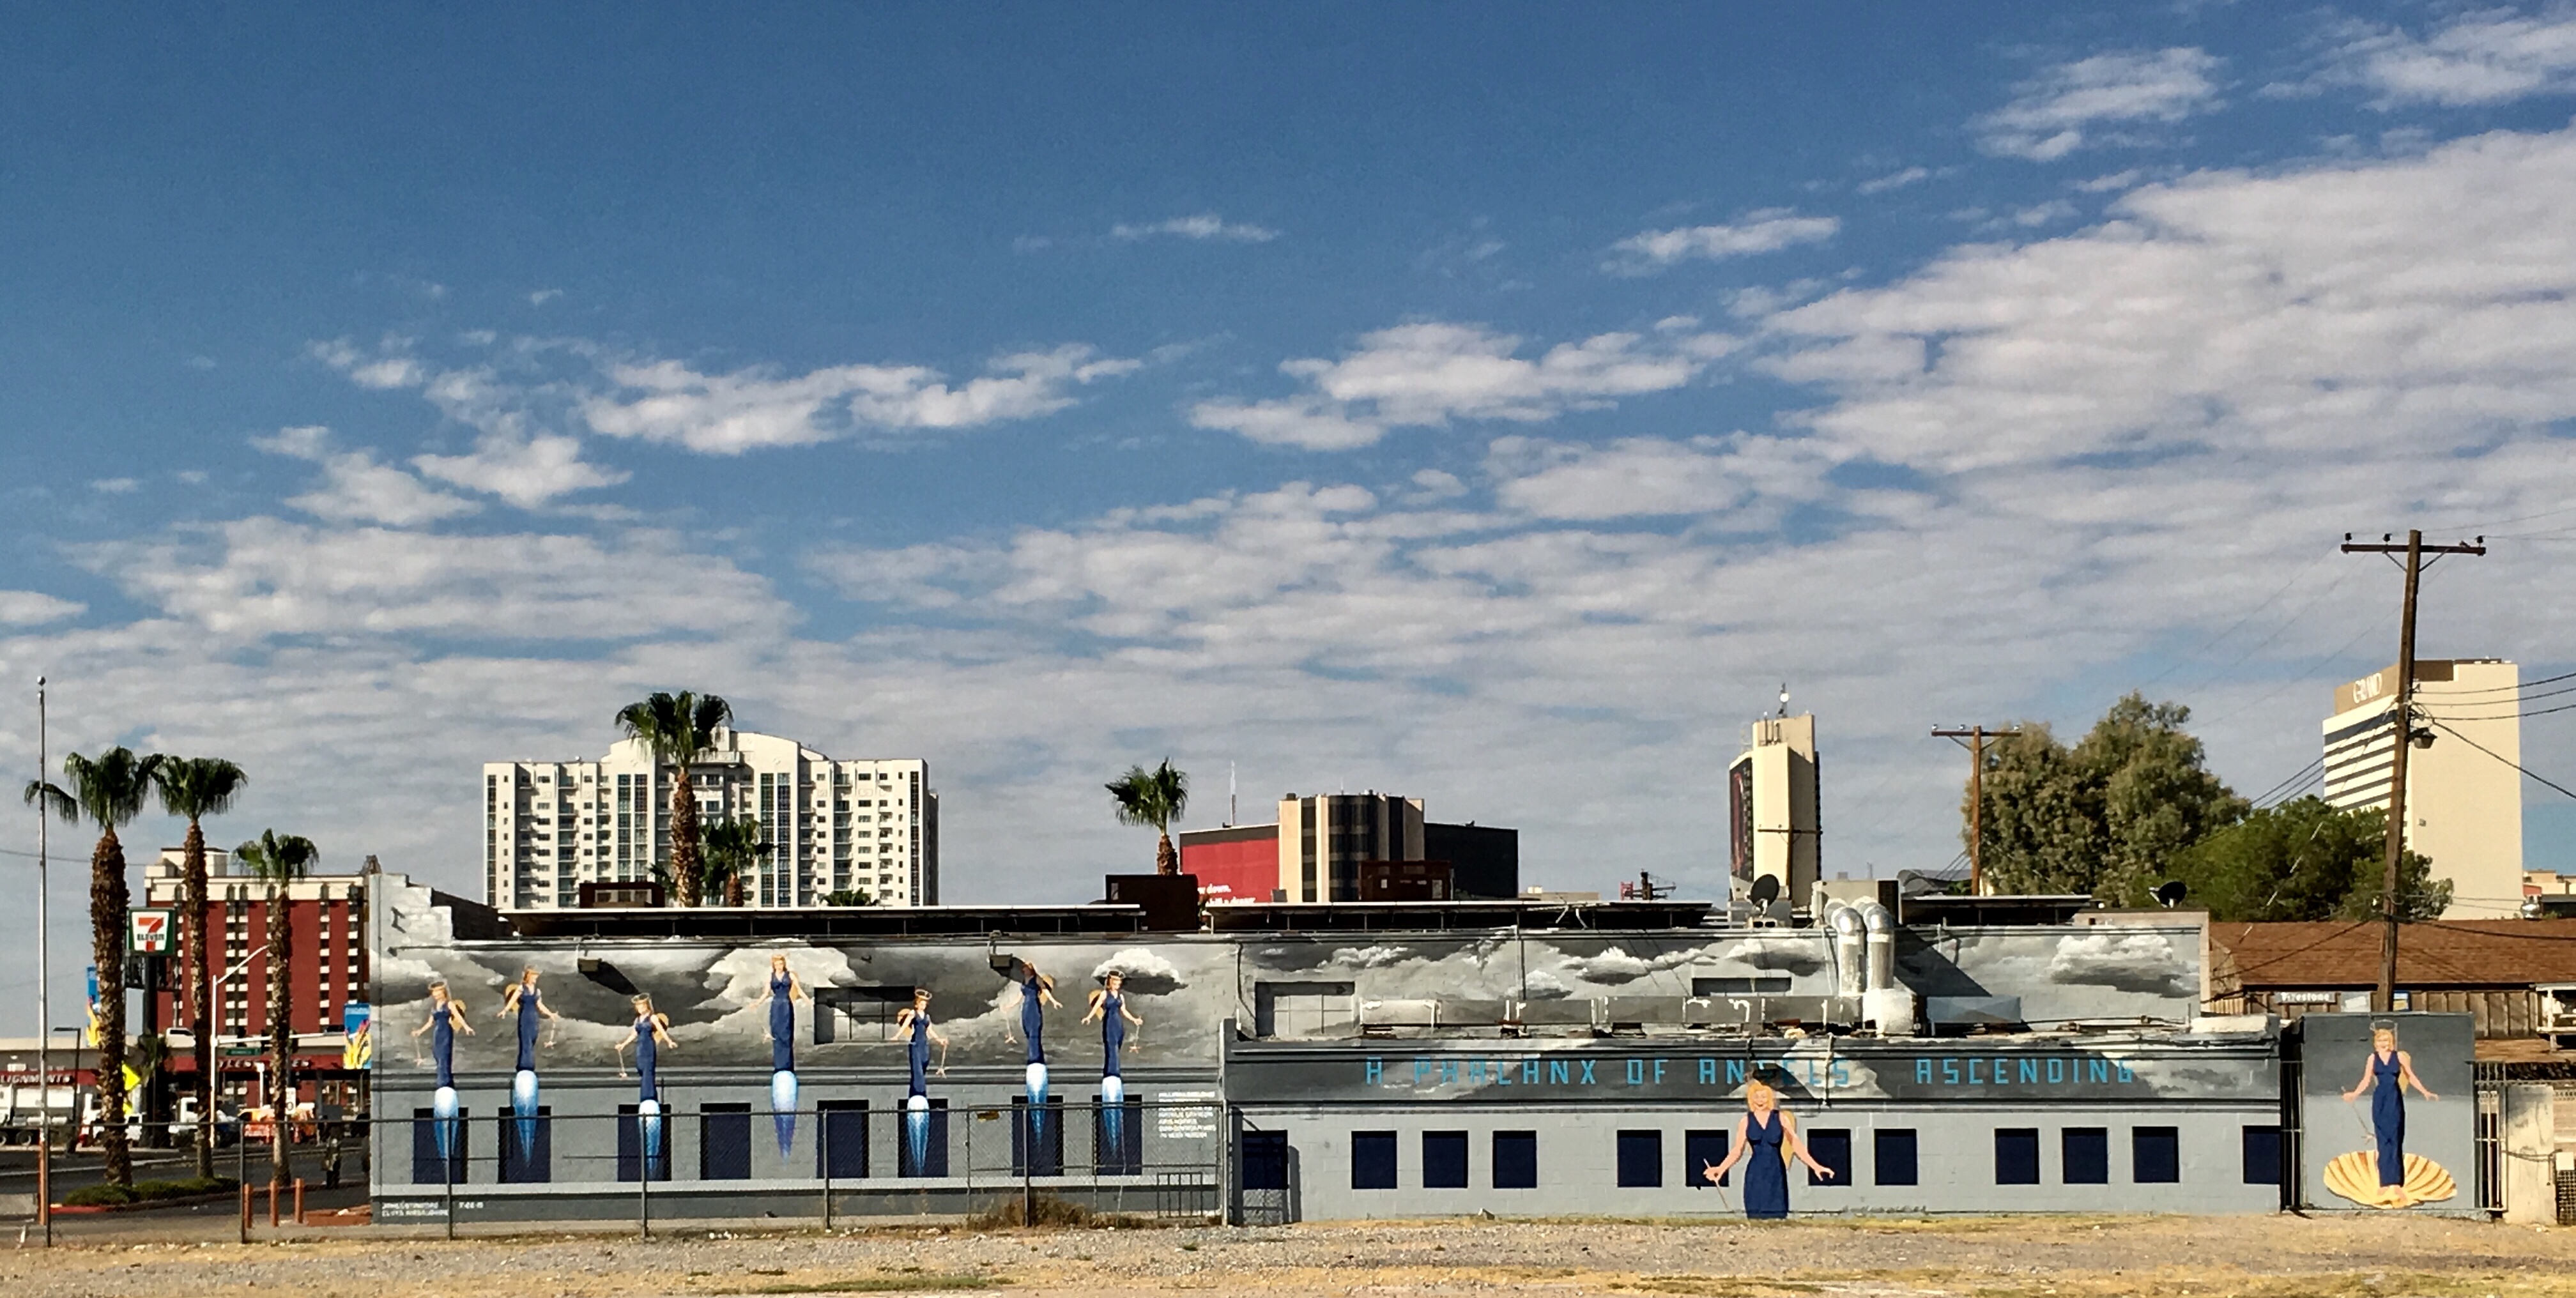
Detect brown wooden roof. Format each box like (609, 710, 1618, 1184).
(2210, 919, 2576, 991)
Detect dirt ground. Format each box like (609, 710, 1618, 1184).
(3, 1214, 2570, 1298)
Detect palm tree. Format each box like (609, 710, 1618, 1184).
(615, 692, 732, 907)
(234, 828, 316, 1191)
(24, 746, 166, 1188)
(152, 756, 248, 1179)
(1106, 760, 1191, 875)
(698, 816, 772, 907)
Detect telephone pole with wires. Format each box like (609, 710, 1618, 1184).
(2340, 529, 2486, 1012)
(1933, 725, 2023, 896)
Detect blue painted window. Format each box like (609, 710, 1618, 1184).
(1492, 1131, 1537, 1189)
(698, 1103, 751, 1181)
(1805, 1128, 1851, 1187)
(1874, 1129, 1917, 1186)
(1422, 1131, 1469, 1188)
(1239, 1131, 1289, 1191)
(496, 1106, 551, 1184)
(409, 1108, 466, 1185)
(2133, 1127, 2181, 1184)
(2062, 1127, 2108, 1184)
(2241, 1125, 2283, 1187)
(1616, 1129, 1663, 1188)
(1685, 1129, 1730, 1188)
(1995, 1128, 2040, 1185)
(819, 1100, 868, 1179)
(1352, 1131, 1398, 1189)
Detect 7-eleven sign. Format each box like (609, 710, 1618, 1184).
(128, 909, 176, 956)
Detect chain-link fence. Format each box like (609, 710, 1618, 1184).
(372, 1096, 1230, 1237)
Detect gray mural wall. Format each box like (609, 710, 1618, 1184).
(2294, 1012, 2478, 1216)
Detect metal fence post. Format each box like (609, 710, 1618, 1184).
(443, 1115, 456, 1241)
(638, 1113, 651, 1242)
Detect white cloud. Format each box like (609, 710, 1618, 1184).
(1857, 167, 1931, 195)
(583, 345, 1138, 454)
(1975, 47, 2223, 161)
(1191, 323, 1740, 450)
(90, 478, 139, 494)
(1487, 434, 1841, 523)
(254, 425, 479, 527)
(309, 337, 427, 390)
(2317, 6, 2576, 107)
(0, 592, 83, 625)
(86, 517, 784, 641)
(528, 289, 564, 307)
(1604, 210, 1841, 273)
(1109, 213, 1280, 243)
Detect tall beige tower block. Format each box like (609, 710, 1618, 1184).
(2322, 659, 2524, 919)
(1729, 714, 1820, 905)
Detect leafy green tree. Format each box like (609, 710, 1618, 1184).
(235, 829, 318, 1189)
(24, 746, 167, 1187)
(1106, 760, 1190, 875)
(615, 692, 732, 907)
(821, 889, 871, 907)
(152, 756, 249, 1179)
(1969, 694, 2247, 903)
(2166, 797, 2448, 922)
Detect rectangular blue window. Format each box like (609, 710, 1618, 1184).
(2242, 1125, 2283, 1187)
(1874, 1129, 1917, 1186)
(1805, 1128, 1851, 1187)
(2062, 1127, 2108, 1184)
(2133, 1127, 2180, 1184)
(496, 1106, 551, 1184)
(1239, 1131, 1289, 1191)
(1423, 1131, 1469, 1188)
(1995, 1127, 2040, 1185)
(1352, 1131, 1399, 1189)
(1492, 1131, 1537, 1189)
(410, 1108, 467, 1185)
(1616, 1129, 1663, 1188)
(819, 1100, 868, 1179)
(1685, 1129, 1730, 1188)
(697, 1103, 751, 1181)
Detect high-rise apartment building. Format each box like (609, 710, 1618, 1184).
(1177, 795, 1519, 904)
(1729, 713, 1820, 903)
(484, 728, 937, 910)
(2322, 659, 2523, 919)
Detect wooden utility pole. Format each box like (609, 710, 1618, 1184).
(2340, 530, 2485, 1012)
(1933, 725, 2023, 896)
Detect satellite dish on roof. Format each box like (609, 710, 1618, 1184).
(1747, 876, 1781, 907)
(2153, 880, 2188, 909)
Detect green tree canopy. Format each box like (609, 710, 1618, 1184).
(2166, 797, 2449, 922)
(1970, 693, 2249, 904)
(616, 691, 732, 907)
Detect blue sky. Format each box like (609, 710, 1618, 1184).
(8, 3, 2576, 1005)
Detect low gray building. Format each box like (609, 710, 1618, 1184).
(364, 879, 2474, 1224)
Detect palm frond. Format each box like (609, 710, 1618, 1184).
(234, 828, 319, 885)
(1105, 759, 1189, 832)
(155, 757, 249, 822)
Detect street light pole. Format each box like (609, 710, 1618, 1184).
(34, 676, 50, 1246)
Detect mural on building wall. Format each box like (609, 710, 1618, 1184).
(369, 881, 2210, 1095)
(1699, 1076, 1835, 1219)
(751, 953, 806, 1153)
(406, 979, 471, 1159)
(495, 966, 560, 1153)
(615, 994, 675, 1168)
(894, 986, 946, 1174)
(2325, 1021, 2453, 1209)
(1085, 970, 1145, 1154)
(2297, 1012, 2474, 1214)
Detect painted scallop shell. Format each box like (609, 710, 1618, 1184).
(2323, 1150, 2457, 1207)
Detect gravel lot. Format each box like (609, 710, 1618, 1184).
(3, 1214, 2570, 1297)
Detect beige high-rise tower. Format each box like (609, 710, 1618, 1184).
(1729, 714, 1820, 905)
(2322, 659, 2523, 919)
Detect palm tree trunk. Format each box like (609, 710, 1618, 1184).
(89, 827, 133, 1186)
(727, 873, 744, 907)
(670, 767, 703, 907)
(266, 883, 291, 1189)
(182, 819, 213, 1180)
(1156, 829, 1179, 876)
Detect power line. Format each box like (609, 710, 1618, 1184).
(2134, 553, 2338, 692)
(2422, 716, 2576, 802)
(2422, 699, 2576, 723)
(2248, 756, 2324, 808)
(2405, 667, 2576, 698)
